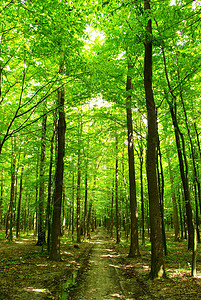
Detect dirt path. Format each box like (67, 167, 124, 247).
(68, 228, 125, 300)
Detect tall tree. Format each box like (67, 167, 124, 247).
(16, 164, 24, 239)
(126, 64, 140, 257)
(77, 111, 82, 243)
(115, 133, 120, 244)
(6, 137, 16, 241)
(36, 109, 47, 246)
(144, 0, 165, 279)
(50, 66, 66, 260)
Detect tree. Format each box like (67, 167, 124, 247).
(144, 0, 165, 279)
(49, 67, 66, 261)
(126, 64, 140, 257)
(36, 110, 47, 246)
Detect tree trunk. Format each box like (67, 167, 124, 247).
(157, 130, 167, 255)
(179, 84, 201, 217)
(139, 147, 145, 245)
(16, 165, 24, 238)
(84, 168, 88, 240)
(61, 186, 66, 236)
(110, 183, 114, 238)
(192, 225, 197, 277)
(34, 155, 39, 236)
(126, 65, 140, 256)
(193, 183, 200, 243)
(87, 202, 92, 239)
(169, 105, 194, 249)
(37, 112, 47, 246)
(144, 0, 165, 279)
(178, 190, 184, 239)
(77, 116, 82, 243)
(47, 112, 56, 253)
(115, 134, 120, 244)
(6, 138, 16, 241)
(71, 171, 75, 239)
(49, 77, 66, 260)
(194, 123, 201, 160)
(168, 159, 180, 241)
(0, 172, 3, 229)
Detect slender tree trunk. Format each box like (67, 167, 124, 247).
(16, 165, 24, 238)
(193, 183, 200, 243)
(126, 65, 140, 256)
(179, 85, 201, 217)
(115, 135, 120, 243)
(92, 209, 96, 231)
(71, 171, 75, 239)
(34, 155, 39, 236)
(37, 112, 47, 246)
(144, 0, 164, 279)
(168, 158, 180, 241)
(159, 38, 194, 250)
(121, 153, 129, 240)
(0, 172, 3, 229)
(192, 223, 197, 277)
(194, 123, 201, 160)
(157, 130, 167, 255)
(169, 105, 194, 249)
(77, 116, 82, 243)
(87, 202, 92, 239)
(50, 74, 66, 260)
(6, 138, 16, 241)
(84, 167, 88, 240)
(47, 112, 56, 253)
(110, 184, 114, 238)
(139, 148, 145, 245)
(61, 186, 66, 236)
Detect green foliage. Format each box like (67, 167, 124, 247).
(0, 0, 200, 266)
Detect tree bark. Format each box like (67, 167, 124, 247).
(47, 112, 56, 253)
(157, 130, 167, 255)
(84, 167, 88, 240)
(0, 172, 4, 229)
(169, 105, 194, 249)
(6, 138, 16, 241)
(50, 77, 66, 260)
(115, 134, 120, 243)
(71, 171, 75, 239)
(36, 112, 47, 246)
(77, 115, 82, 243)
(144, 0, 165, 279)
(16, 165, 24, 238)
(168, 158, 180, 241)
(126, 65, 140, 257)
(87, 202, 92, 239)
(110, 183, 114, 238)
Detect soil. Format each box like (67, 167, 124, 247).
(0, 228, 201, 299)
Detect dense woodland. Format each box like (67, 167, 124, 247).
(0, 0, 201, 281)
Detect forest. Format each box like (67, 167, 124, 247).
(0, 0, 201, 299)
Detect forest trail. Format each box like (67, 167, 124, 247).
(68, 227, 126, 300)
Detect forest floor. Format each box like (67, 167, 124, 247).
(0, 228, 201, 299)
